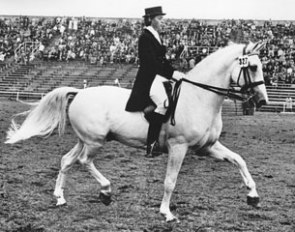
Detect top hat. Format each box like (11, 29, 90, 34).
(143, 6, 166, 18)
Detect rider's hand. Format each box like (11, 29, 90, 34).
(172, 71, 185, 81)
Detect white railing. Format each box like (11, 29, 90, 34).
(0, 90, 44, 100)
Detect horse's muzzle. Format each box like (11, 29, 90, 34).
(256, 99, 267, 108)
(249, 93, 268, 109)
(252, 84, 269, 109)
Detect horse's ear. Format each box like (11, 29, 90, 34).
(227, 40, 235, 46)
(252, 40, 266, 53)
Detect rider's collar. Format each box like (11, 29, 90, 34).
(145, 26, 162, 44)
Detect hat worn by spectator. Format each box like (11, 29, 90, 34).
(143, 6, 166, 18)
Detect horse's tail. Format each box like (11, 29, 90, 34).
(5, 87, 79, 144)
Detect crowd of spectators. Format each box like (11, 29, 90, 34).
(0, 16, 57, 64)
(43, 17, 140, 65)
(1, 15, 295, 85)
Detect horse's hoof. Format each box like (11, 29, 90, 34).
(166, 217, 180, 223)
(161, 213, 180, 223)
(247, 196, 260, 208)
(56, 202, 67, 207)
(56, 198, 67, 206)
(99, 192, 112, 206)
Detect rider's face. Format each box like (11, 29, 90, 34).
(151, 15, 163, 32)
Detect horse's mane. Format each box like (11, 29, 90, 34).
(186, 43, 245, 80)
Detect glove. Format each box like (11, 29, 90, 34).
(172, 71, 185, 81)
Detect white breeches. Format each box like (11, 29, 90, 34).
(150, 75, 169, 115)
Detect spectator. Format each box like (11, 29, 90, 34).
(114, 78, 121, 87)
(285, 95, 293, 112)
(188, 58, 196, 70)
(0, 51, 5, 62)
(38, 41, 45, 58)
(83, 79, 88, 89)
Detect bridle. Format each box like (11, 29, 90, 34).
(236, 45, 265, 94)
(169, 44, 265, 125)
(181, 44, 265, 100)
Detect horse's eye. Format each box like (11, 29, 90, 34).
(250, 65, 257, 72)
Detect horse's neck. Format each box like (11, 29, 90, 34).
(181, 46, 242, 112)
(187, 46, 242, 88)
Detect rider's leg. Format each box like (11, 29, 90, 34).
(146, 75, 168, 157)
(150, 75, 169, 115)
(146, 112, 165, 156)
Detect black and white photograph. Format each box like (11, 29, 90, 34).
(0, 0, 294, 231)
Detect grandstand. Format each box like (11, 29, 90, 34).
(0, 61, 137, 99)
(1, 15, 295, 114)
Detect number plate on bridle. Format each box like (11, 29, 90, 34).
(238, 55, 249, 67)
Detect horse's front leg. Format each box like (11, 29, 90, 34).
(160, 142, 188, 222)
(208, 141, 260, 207)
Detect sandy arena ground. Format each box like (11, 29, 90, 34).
(0, 100, 294, 232)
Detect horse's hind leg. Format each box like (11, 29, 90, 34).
(54, 141, 84, 205)
(208, 141, 260, 207)
(78, 145, 112, 205)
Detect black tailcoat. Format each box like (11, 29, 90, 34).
(125, 29, 174, 112)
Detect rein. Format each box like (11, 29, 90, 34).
(182, 78, 244, 100)
(169, 78, 244, 126)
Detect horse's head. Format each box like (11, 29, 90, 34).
(230, 41, 269, 108)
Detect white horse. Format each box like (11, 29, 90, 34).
(5, 41, 268, 222)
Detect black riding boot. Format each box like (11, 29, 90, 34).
(146, 112, 165, 158)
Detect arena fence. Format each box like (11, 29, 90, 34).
(0, 90, 244, 116)
(0, 91, 44, 101)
